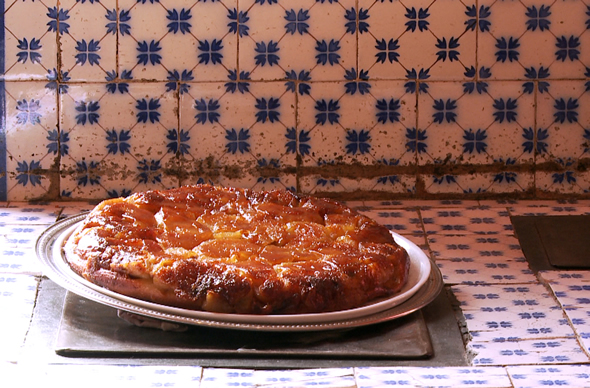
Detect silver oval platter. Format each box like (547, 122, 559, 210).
(36, 213, 443, 332)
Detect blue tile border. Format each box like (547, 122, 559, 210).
(0, 0, 6, 201)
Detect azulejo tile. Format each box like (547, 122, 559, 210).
(418, 81, 534, 167)
(118, 0, 237, 82)
(58, 0, 117, 82)
(179, 80, 296, 186)
(3, 81, 58, 201)
(59, 82, 179, 199)
(3, 0, 58, 81)
(536, 80, 588, 160)
(421, 208, 514, 235)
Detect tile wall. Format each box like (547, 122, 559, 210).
(1, 0, 590, 201)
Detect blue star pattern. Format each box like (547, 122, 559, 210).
(3, 0, 590, 199)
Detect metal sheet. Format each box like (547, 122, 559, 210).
(56, 292, 433, 359)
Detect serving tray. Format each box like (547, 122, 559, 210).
(36, 213, 443, 332)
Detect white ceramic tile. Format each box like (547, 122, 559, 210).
(469, 337, 589, 366)
(421, 208, 514, 235)
(436, 259, 536, 285)
(0, 203, 61, 224)
(427, 234, 526, 263)
(540, 271, 590, 309)
(3, 82, 58, 201)
(464, 306, 575, 341)
(536, 80, 589, 164)
(451, 283, 557, 311)
(0, 274, 38, 361)
(201, 368, 355, 388)
(58, 0, 117, 82)
(563, 306, 590, 354)
(0, 223, 50, 274)
(508, 205, 590, 217)
(507, 364, 590, 388)
(59, 82, 179, 199)
(27, 365, 203, 388)
(3, 0, 58, 80)
(359, 209, 424, 235)
(355, 366, 512, 388)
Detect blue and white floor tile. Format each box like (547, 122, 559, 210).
(538, 271, 590, 354)
(508, 205, 590, 217)
(28, 364, 203, 388)
(355, 366, 513, 388)
(451, 283, 560, 311)
(465, 306, 575, 342)
(428, 234, 527, 262)
(200, 367, 355, 388)
(0, 274, 38, 362)
(562, 306, 590, 355)
(0, 223, 51, 275)
(469, 337, 588, 366)
(359, 209, 424, 235)
(506, 364, 590, 388)
(1, 203, 61, 224)
(420, 208, 513, 235)
(436, 259, 536, 285)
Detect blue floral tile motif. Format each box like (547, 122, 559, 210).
(3, 0, 590, 199)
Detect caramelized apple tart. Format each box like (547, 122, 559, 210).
(64, 185, 410, 314)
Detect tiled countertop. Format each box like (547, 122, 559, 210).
(1, 200, 590, 387)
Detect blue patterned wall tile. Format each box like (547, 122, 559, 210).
(358, 0, 477, 81)
(537, 80, 588, 163)
(179, 80, 296, 179)
(302, 0, 357, 82)
(418, 81, 535, 166)
(59, 82, 179, 199)
(481, 172, 534, 195)
(4, 81, 57, 200)
(59, 0, 117, 82)
(539, 0, 589, 80)
(300, 175, 416, 196)
(217, 172, 297, 193)
(241, 0, 318, 81)
(2, 0, 590, 200)
(3, 0, 58, 81)
(479, 0, 589, 81)
(423, 0, 477, 80)
(536, 170, 588, 195)
(357, 1, 409, 81)
(423, 172, 530, 196)
(118, 0, 238, 82)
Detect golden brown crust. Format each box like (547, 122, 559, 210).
(64, 185, 410, 314)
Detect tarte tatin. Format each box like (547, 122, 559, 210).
(64, 185, 410, 315)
